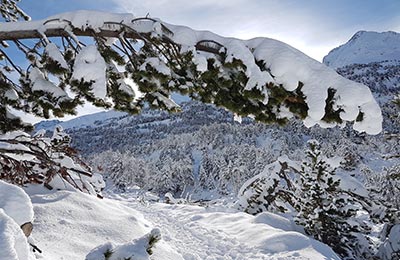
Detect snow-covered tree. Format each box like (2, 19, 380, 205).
(237, 140, 390, 259)
(0, 3, 382, 135)
(293, 140, 366, 259)
(0, 0, 385, 195)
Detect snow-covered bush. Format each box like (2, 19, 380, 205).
(237, 155, 297, 215)
(293, 140, 368, 259)
(0, 126, 103, 195)
(85, 228, 161, 260)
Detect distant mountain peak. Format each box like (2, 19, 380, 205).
(323, 31, 400, 68)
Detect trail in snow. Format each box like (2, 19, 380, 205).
(107, 192, 339, 260)
(28, 188, 339, 260)
(132, 202, 262, 259)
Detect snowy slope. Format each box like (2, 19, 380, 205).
(26, 187, 181, 260)
(34, 110, 127, 132)
(323, 31, 400, 68)
(26, 187, 340, 260)
(34, 95, 189, 133)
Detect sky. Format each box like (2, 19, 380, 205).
(20, 0, 400, 61)
(12, 0, 400, 122)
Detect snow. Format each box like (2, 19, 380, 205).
(0, 10, 133, 34)
(335, 170, 369, 197)
(0, 181, 34, 226)
(377, 224, 400, 259)
(45, 11, 134, 33)
(72, 45, 107, 99)
(120, 198, 340, 260)
(25, 188, 151, 259)
(0, 181, 35, 260)
(140, 57, 171, 76)
(253, 212, 294, 232)
(323, 31, 400, 68)
(164, 22, 382, 134)
(5, 88, 19, 100)
(0, 209, 34, 260)
(29, 67, 68, 98)
(23, 184, 341, 259)
(34, 110, 127, 132)
(152, 92, 179, 110)
(86, 229, 161, 260)
(45, 42, 69, 69)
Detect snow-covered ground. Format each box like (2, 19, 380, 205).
(23, 187, 340, 260)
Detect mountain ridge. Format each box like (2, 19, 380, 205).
(323, 30, 400, 68)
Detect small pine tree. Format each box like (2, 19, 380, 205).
(294, 140, 362, 259)
(238, 140, 379, 259)
(237, 157, 297, 215)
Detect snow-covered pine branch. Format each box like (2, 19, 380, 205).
(0, 10, 382, 134)
(0, 0, 29, 22)
(0, 127, 104, 195)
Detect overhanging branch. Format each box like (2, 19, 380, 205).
(0, 27, 142, 41)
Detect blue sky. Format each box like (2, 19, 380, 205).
(19, 0, 400, 61)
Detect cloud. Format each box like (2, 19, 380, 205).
(112, 0, 399, 61)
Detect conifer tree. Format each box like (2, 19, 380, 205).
(0, 0, 382, 135)
(238, 140, 383, 259)
(294, 140, 363, 259)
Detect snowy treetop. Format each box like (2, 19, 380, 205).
(0, 11, 382, 134)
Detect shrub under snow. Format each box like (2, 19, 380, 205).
(86, 228, 161, 260)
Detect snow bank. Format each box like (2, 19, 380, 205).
(0, 180, 34, 226)
(192, 210, 341, 259)
(26, 187, 180, 259)
(86, 228, 161, 260)
(26, 183, 340, 259)
(120, 199, 341, 260)
(0, 181, 35, 260)
(0, 210, 34, 260)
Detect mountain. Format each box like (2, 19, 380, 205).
(323, 31, 400, 68)
(323, 31, 400, 96)
(34, 110, 127, 132)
